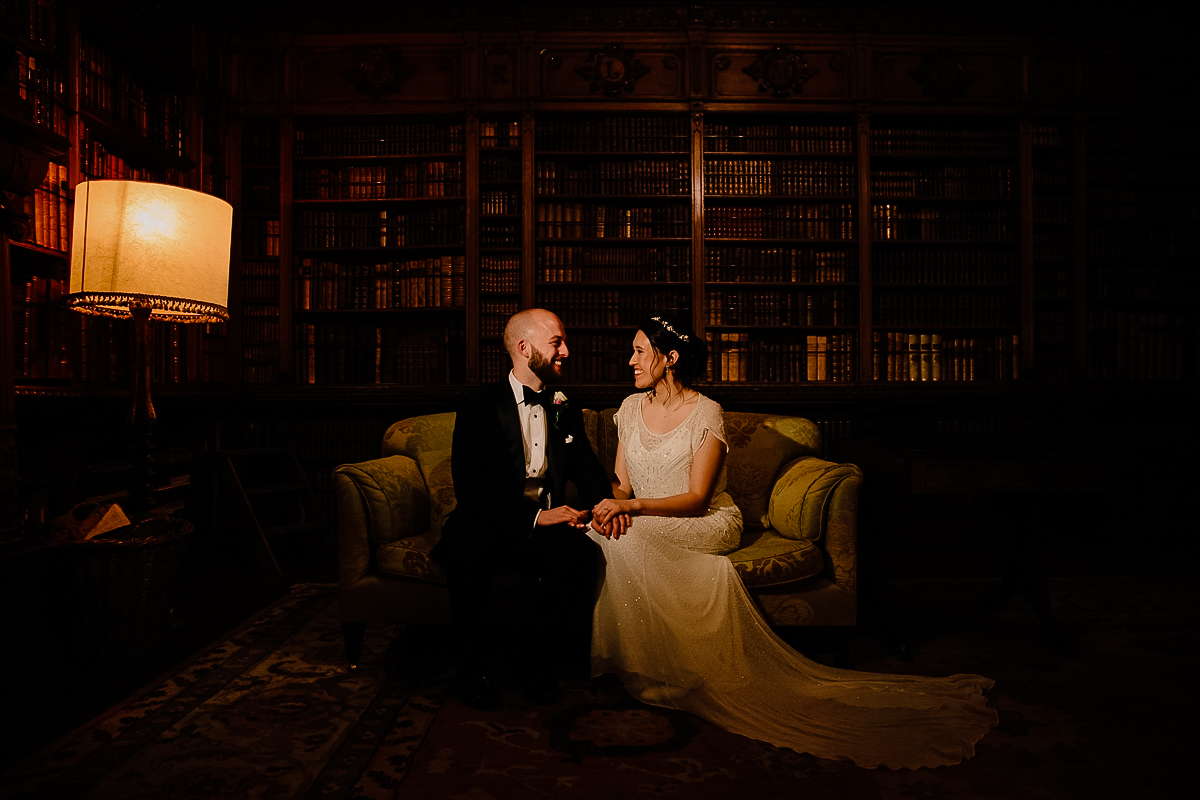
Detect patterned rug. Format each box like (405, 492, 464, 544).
(2, 578, 1195, 799)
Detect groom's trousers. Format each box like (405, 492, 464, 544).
(440, 523, 598, 677)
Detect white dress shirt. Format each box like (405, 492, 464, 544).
(508, 371, 548, 478)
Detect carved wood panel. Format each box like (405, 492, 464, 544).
(710, 48, 851, 100)
(296, 48, 461, 103)
(872, 48, 1017, 103)
(541, 46, 683, 99)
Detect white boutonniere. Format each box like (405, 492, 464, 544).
(565, 435, 574, 444)
(553, 391, 568, 428)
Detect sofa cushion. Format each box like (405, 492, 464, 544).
(376, 530, 446, 584)
(724, 413, 823, 531)
(383, 412, 456, 459)
(769, 457, 861, 543)
(728, 528, 823, 588)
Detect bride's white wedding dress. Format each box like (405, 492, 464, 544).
(588, 393, 998, 769)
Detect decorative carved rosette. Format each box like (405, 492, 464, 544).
(743, 46, 819, 98)
(345, 49, 414, 99)
(574, 43, 651, 97)
(909, 48, 982, 102)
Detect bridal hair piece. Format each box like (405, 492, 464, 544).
(651, 316, 690, 342)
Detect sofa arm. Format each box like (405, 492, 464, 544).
(334, 455, 430, 588)
(768, 456, 862, 593)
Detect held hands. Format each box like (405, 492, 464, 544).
(591, 499, 634, 539)
(536, 505, 591, 530)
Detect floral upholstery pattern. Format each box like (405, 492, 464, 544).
(376, 529, 446, 584)
(728, 529, 824, 587)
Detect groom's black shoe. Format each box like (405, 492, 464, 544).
(520, 672, 560, 706)
(455, 671, 501, 711)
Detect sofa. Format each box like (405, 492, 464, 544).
(334, 408, 862, 668)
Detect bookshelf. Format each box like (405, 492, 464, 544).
(290, 117, 468, 385)
(703, 115, 860, 383)
(869, 117, 1022, 383)
(235, 120, 281, 383)
(1084, 121, 1195, 381)
(479, 117, 523, 383)
(533, 114, 693, 384)
(1030, 120, 1076, 382)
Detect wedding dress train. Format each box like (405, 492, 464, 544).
(588, 394, 998, 770)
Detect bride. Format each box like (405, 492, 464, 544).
(587, 315, 998, 770)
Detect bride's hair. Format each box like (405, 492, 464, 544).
(639, 315, 707, 386)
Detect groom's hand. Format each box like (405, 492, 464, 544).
(536, 506, 590, 530)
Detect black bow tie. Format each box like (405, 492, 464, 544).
(522, 385, 552, 407)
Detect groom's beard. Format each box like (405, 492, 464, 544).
(529, 348, 563, 384)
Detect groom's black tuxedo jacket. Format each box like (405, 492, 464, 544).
(431, 379, 613, 569)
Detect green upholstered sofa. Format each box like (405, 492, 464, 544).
(334, 409, 862, 668)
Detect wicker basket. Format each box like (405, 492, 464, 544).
(69, 516, 194, 660)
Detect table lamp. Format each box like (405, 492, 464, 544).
(67, 180, 232, 512)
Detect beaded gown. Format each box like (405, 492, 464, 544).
(588, 393, 998, 769)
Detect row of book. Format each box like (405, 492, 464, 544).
(242, 219, 281, 257)
(240, 344, 280, 384)
(535, 203, 689, 240)
(16, 52, 67, 134)
(78, 122, 183, 183)
(295, 163, 465, 200)
(481, 345, 512, 382)
(706, 332, 859, 383)
(873, 249, 1015, 280)
(536, 244, 689, 268)
(1088, 125, 1187, 151)
(873, 291, 1018, 327)
(870, 165, 1014, 199)
(535, 118, 689, 153)
(243, 174, 280, 214)
(1032, 165, 1069, 188)
(1086, 163, 1182, 185)
(1033, 198, 1069, 225)
(873, 332, 1020, 381)
(16, 277, 223, 384)
(704, 124, 856, 154)
(481, 300, 521, 337)
(1087, 312, 1189, 381)
(537, 289, 690, 327)
(481, 152, 521, 182)
(240, 306, 280, 343)
(872, 205, 1014, 241)
(13, 0, 55, 48)
(482, 189, 520, 215)
(703, 159, 856, 196)
(481, 256, 521, 293)
(706, 289, 854, 327)
(480, 219, 520, 247)
(704, 204, 856, 239)
(534, 160, 689, 196)
(541, 334, 641, 383)
(706, 245, 853, 272)
(79, 38, 188, 158)
(870, 129, 1014, 157)
(293, 324, 465, 384)
(294, 256, 466, 310)
(242, 123, 280, 167)
(481, 121, 521, 148)
(21, 163, 69, 252)
(1031, 126, 1068, 148)
(295, 122, 466, 158)
(295, 208, 464, 249)
(537, 264, 690, 283)
(1088, 264, 1176, 301)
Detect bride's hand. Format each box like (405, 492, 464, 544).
(593, 499, 631, 527)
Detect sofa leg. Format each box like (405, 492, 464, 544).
(343, 622, 366, 670)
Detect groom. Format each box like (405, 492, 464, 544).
(431, 308, 624, 710)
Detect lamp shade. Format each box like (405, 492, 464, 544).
(68, 180, 232, 322)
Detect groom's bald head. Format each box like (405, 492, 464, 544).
(504, 308, 561, 361)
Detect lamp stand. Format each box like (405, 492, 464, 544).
(129, 301, 158, 513)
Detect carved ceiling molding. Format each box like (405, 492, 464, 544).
(743, 46, 819, 98)
(345, 48, 413, 99)
(574, 43, 651, 98)
(534, 7, 686, 30)
(910, 48, 982, 102)
(697, 5, 849, 30)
